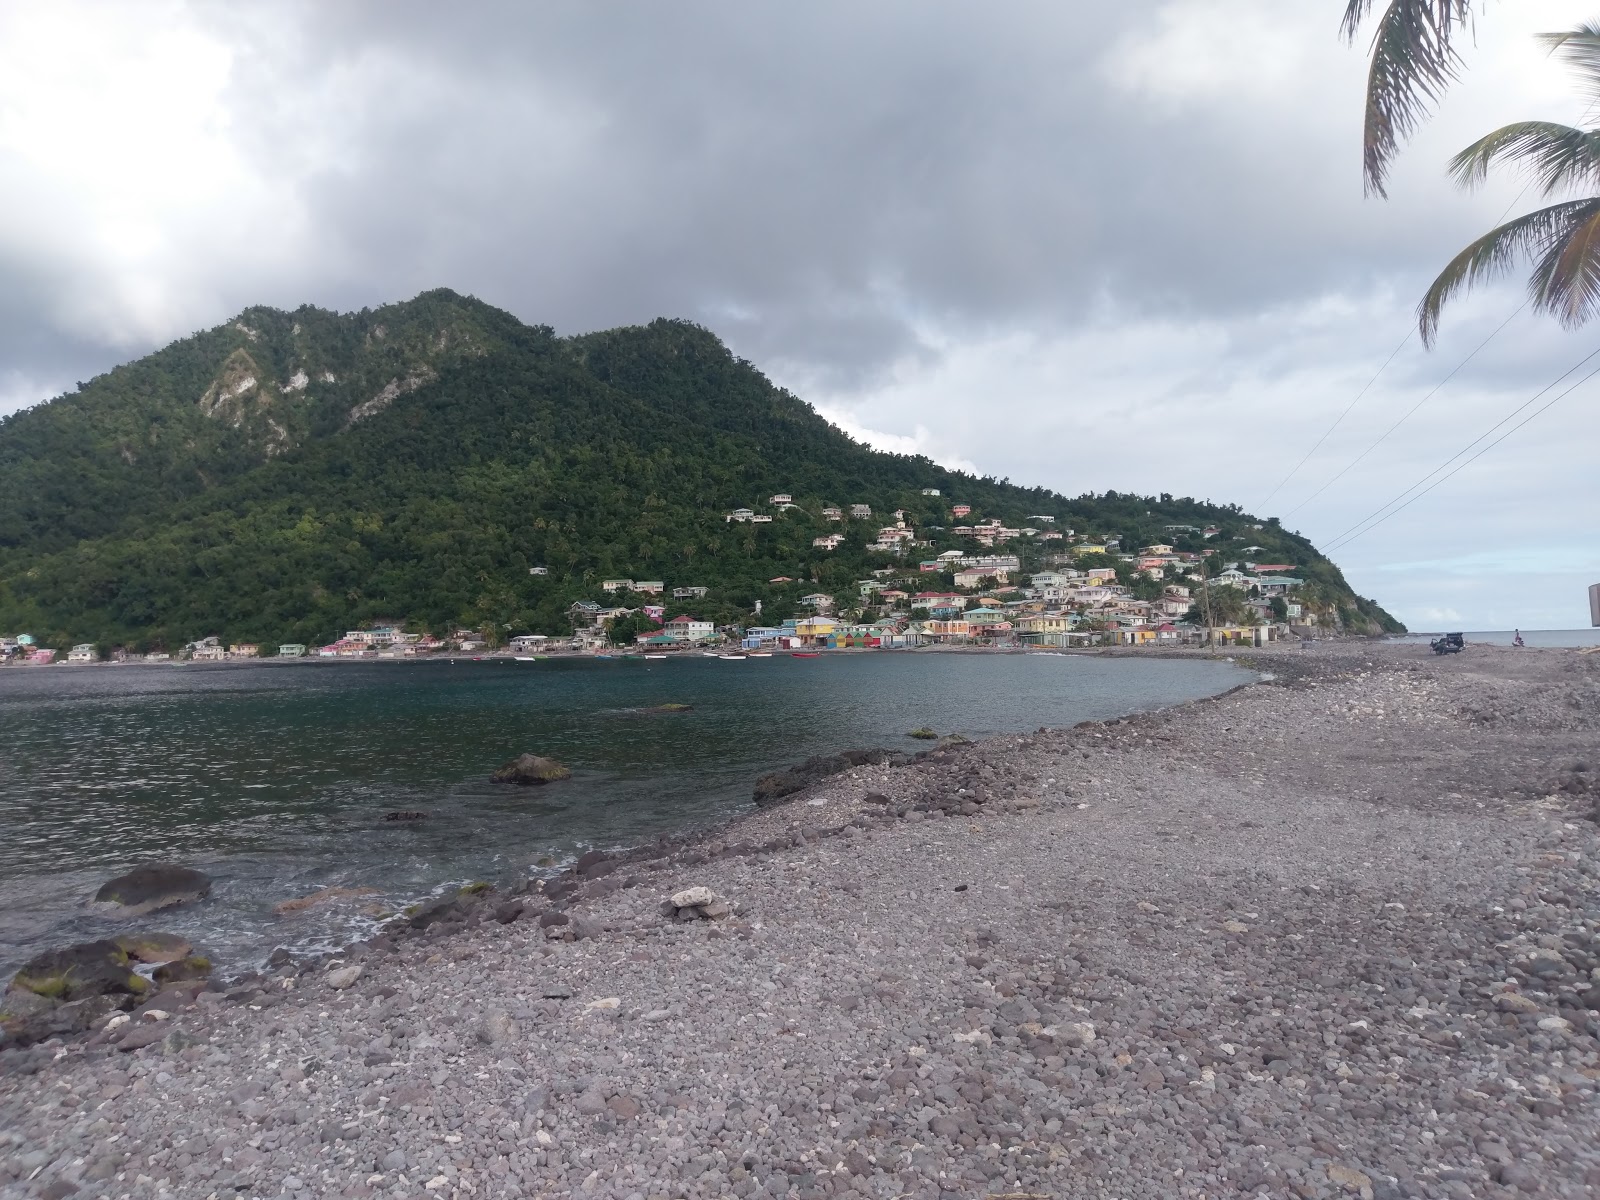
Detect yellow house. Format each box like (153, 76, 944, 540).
(1077, 544, 1107, 554)
(1017, 614, 1074, 634)
(921, 619, 970, 640)
(795, 617, 839, 644)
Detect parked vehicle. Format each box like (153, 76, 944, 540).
(1431, 632, 1465, 655)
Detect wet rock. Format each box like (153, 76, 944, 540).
(273, 886, 380, 915)
(152, 955, 213, 985)
(490, 754, 572, 785)
(7, 940, 150, 1005)
(382, 810, 427, 821)
(91, 864, 212, 917)
(112, 932, 193, 964)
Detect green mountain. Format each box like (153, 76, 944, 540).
(0, 289, 1403, 648)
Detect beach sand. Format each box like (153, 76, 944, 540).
(3, 640, 1598, 1198)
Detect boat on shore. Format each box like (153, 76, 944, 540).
(748, 651, 773, 657)
(645, 654, 667, 661)
(791, 652, 820, 658)
(718, 653, 747, 660)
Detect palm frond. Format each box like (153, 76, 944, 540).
(1538, 22, 1600, 108)
(1345, 0, 1475, 197)
(1417, 199, 1600, 345)
(1448, 120, 1600, 196)
(1528, 199, 1600, 328)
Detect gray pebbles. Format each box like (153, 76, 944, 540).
(2, 641, 1598, 1199)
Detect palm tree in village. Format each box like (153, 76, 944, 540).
(1344, 2, 1600, 344)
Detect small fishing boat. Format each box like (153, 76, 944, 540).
(717, 653, 747, 660)
(595, 654, 614, 660)
(514, 656, 538, 662)
(700, 651, 719, 657)
(748, 651, 773, 657)
(645, 654, 667, 661)
(791, 652, 820, 658)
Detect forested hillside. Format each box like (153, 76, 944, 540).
(0, 290, 1402, 648)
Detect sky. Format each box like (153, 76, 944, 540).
(1, 1, 1597, 630)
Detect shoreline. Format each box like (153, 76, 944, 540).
(4, 641, 1599, 1197)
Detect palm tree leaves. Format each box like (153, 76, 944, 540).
(1539, 22, 1600, 107)
(1342, 0, 1476, 197)
(1418, 198, 1600, 345)
(1448, 121, 1600, 196)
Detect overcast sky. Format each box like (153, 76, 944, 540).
(2, 1, 1597, 630)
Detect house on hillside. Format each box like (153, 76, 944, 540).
(662, 615, 715, 643)
(951, 504, 972, 517)
(672, 586, 709, 599)
(801, 593, 835, 610)
(67, 643, 95, 663)
(954, 567, 1009, 589)
(850, 504, 872, 519)
(726, 509, 755, 523)
(601, 579, 633, 593)
(632, 581, 665, 594)
(509, 634, 549, 653)
(770, 493, 792, 505)
(921, 487, 941, 496)
(822, 506, 843, 521)
(528, 566, 549, 575)
(186, 637, 226, 662)
(229, 644, 260, 658)
(278, 643, 307, 657)
(569, 601, 604, 627)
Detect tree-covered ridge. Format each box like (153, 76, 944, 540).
(0, 290, 1403, 649)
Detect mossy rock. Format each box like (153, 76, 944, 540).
(8, 940, 149, 1004)
(490, 754, 572, 785)
(458, 881, 493, 897)
(153, 955, 212, 985)
(91, 865, 212, 916)
(113, 932, 192, 965)
(908, 727, 938, 740)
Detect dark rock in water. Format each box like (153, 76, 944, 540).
(908, 727, 939, 740)
(752, 748, 909, 805)
(92, 865, 212, 916)
(383, 810, 428, 821)
(490, 754, 572, 785)
(407, 894, 465, 930)
(112, 932, 192, 965)
(7, 940, 151, 1005)
(641, 703, 693, 713)
(153, 955, 212, 985)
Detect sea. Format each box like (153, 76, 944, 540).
(1394, 629, 1600, 648)
(0, 652, 1254, 979)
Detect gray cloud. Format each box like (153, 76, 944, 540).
(1, 0, 1596, 627)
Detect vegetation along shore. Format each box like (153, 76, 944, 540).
(3, 640, 1597, 1198)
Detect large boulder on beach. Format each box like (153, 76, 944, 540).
(91, 864, 212, 916)
(112, 932, 193, 964)
(752, 748, 908, 805)
(6, 940, 150, 1006)
(490, 754, 572, 785)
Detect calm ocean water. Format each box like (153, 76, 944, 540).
(0, 652, 1253, 978)
(1395, 629, 1600, 647)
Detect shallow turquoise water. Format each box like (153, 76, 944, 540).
(0, 652, 1253, 975)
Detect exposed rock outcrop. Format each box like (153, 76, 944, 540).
(91, 865, 212, 917)
(491, 754, 572, 785)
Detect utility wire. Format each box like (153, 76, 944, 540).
(1323, 351, 1600, 552)
(1319, 341, 1600, 551)
(1265, 184, 1533, 516)
(1281, 301, 1527, 518)
(1256, 332, 1411, 510)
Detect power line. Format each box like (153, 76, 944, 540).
(1323, 351, 1600, 552)
(1318, 341, 1600, 552)
(1256, 331, 1411, 511)
(1265, 184, 1534, 517)
(1281, 301, 1527, 518)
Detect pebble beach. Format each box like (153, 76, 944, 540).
(3, 640, 1599, 1199)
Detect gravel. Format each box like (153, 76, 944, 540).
(3, 640, 1599, 1199)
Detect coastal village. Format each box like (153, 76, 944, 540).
(0, 493, 1319, 665)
